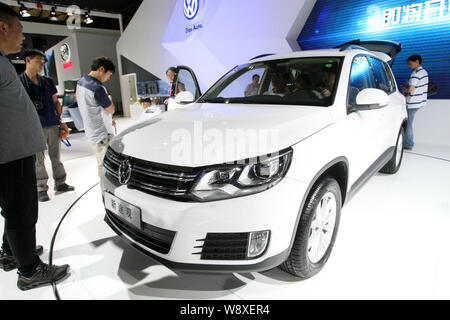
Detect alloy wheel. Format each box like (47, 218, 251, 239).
(307, 192, 337, 264)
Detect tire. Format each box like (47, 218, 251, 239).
(380, 127, 405, 174)
(280, 177, 342, 279)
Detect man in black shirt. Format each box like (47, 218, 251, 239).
(21, 49, 75, 202)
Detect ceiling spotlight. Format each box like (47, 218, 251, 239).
(84, 11, 93, 24)
(49, 6, 58, 21)
(19, 3, 31, 18)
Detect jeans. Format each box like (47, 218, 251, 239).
(405, 108, 419, 149)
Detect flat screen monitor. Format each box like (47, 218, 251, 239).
(45, 50, 58, 86)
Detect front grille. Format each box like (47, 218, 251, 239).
(194, 233, 250, 260)
(106, 210, 176, 255)
(104, 148, 200, 201)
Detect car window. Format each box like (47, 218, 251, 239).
(367, 56, 393, 94)
(348, 56, 375, 105)
(218, 68, 265, 98)
(200, 57, 343, 107)
(177, 68, 201, 99)
(383, 61, 396, 93)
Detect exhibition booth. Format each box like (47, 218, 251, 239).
(1, 0, 449, 301)
(117, 0, 450, 150)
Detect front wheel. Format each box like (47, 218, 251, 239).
(280, 177, 342, 279)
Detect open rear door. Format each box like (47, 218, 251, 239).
(167, 66, 202, 111)
(335, 40, 402, 65)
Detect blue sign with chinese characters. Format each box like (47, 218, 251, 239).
(298, 0, 450, 99)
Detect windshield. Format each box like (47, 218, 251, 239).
(200, 57, 343, 107)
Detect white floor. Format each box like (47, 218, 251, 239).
(1, 117, 450, 300)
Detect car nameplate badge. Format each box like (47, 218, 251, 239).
(118, 160, 132, 185)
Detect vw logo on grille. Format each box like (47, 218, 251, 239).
(118, 160, 132, 185)
(184, 0, 200, 20)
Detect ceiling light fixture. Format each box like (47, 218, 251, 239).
(19, 2, 31, 18)
(49, 6, 58, 21)
(84, 11, 93, 24)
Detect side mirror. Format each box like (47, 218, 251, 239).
(175, 91, 195, 104)
(351, 88, 390, 112)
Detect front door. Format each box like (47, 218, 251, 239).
(167, 66, 202, 111)
(345, 55, 385, 185)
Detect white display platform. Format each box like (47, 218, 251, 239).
(1, 117, 449, 300)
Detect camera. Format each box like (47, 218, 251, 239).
(33, 100, 45, 111)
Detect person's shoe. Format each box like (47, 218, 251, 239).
(404, 146, 413, 150)
(38, 191, 50, 202)
(54, 183, 75, 194)
(0, 246, 44, 272)
(0, 250, 16, 272)
(17, 262, 70, 291)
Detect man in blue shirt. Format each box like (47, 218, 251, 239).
(21, 49, 75, 202)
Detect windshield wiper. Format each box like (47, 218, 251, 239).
(200, 97, 252, 104)
(199, 97, 227, 103)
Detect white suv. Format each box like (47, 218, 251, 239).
(101, 41, 407, 279)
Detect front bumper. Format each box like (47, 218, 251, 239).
(101, 171, 307, 273)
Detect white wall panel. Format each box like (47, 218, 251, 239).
(117, 0, 316, 93)
(415, 100, 450, 148)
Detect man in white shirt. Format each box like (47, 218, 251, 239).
(402, 54, 428, 150)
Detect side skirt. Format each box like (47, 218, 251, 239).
(345, 147, 395, 205)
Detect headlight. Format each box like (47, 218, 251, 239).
(191, 149, 293, 201)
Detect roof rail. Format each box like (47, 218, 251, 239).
(334, 40, 371, 52)
(334, 39, 402, 58)
(334, 39, 361, 48)
(250, 53, 275, 61)
(339, 44, 372, 53)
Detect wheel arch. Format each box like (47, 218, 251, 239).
(287, 157, 349, 253)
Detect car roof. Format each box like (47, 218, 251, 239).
(251, 48, 378, 63)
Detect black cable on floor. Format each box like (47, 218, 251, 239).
(404, 150, 450, 163)
(48, 182, 99, 300)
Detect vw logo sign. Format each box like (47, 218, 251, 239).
(184, 0, 200, 20)
(118, 160, 132, 185)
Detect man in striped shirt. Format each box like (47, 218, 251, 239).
(402, 54, 428, 150)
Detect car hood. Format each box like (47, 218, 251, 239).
(110, 103, 333, 167)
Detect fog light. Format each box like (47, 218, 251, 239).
(248, 231, 270, 258)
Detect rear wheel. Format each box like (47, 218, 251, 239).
(280, 177, 342, 279)
(380, 127, 405, 174)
